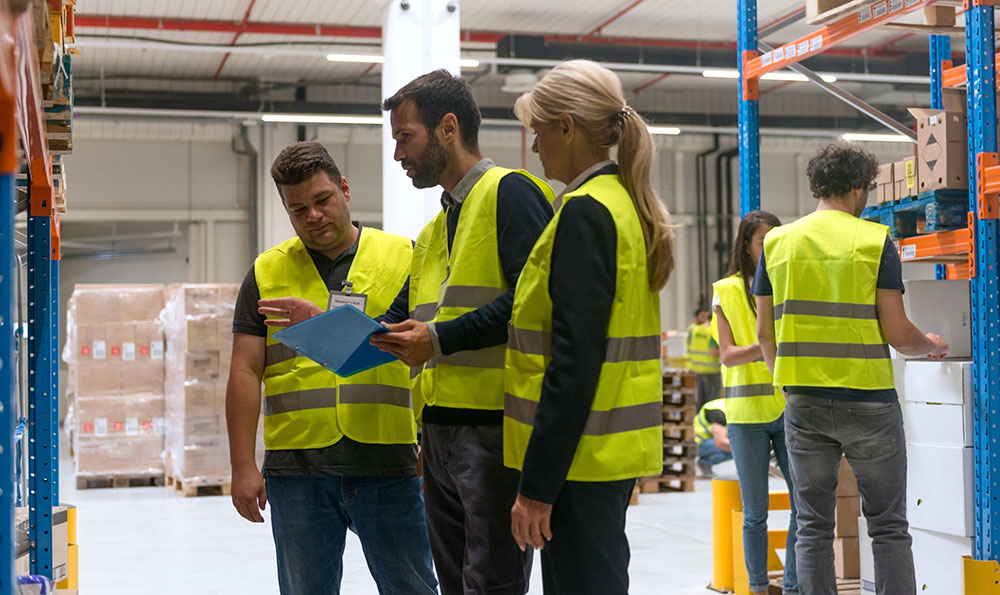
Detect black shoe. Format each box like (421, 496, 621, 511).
(698, 462, 715, 479)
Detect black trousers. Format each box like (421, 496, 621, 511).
(540, 478, 635, 595)
(422, 423, 531, 595)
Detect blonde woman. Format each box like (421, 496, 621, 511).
(503, 59, 674, 594)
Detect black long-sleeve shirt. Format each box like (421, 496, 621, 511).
(379, 159, 554, 424)
(519, 163, 621, 504)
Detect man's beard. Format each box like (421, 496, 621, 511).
(408, 135, 448, 189)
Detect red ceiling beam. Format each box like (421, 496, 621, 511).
(213, 0, 258, 79)
(632, 73, 669, 94)
(586, 0, 647, 36)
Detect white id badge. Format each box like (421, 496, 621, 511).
(328, 290, 368, 312)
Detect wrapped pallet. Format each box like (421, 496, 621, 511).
(162, 283, 263, 495)
(64, 284, 166, 487)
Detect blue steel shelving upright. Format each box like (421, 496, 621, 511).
(737, 0, 1000, 584)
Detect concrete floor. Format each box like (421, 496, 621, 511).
(61, 457, 789, 594)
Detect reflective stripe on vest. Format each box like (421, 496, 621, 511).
(504, 173, 663, 482)
(686, 323, 720, 373)
(763, 210, 894, 390)
(712, 274, 785, 424)
(408, 167, 556, 410)
(256, 228, 417, 449)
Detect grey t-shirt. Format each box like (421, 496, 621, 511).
(234, 228, 417, 477)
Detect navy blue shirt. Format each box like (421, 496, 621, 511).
(751, 235, 903, 402)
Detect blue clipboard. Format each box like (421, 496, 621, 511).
(271, 304, 397, 377)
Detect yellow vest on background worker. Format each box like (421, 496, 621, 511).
(504, 174, 662, 481)
(712, 274, 785, 424)
(256, 228, 416, 450)
(694, 398, 727, 445)
(764, 210, 894, 389)
(408, 167, 555, 410)
(686, 323, 720, 374)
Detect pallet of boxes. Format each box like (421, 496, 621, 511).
(161, 283, 263, 497)
(65, 284, 167, 489)
(638, 368, 698, 495)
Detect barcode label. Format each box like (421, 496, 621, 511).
(150, 340, 164, 360)
(125, 417, 139, 436)
(95, 418, 108, 437)
(901, 244, 916, 260)
(122, 342, 136, 361)
(92, 341, 106, 360)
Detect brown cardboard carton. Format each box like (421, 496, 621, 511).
(117, 286, 165, 322)
(892, 161, 907, 201)
(74, 436, 164, 475)
(121, 359, 165, 395)
(835, 495, 862, 538)
(73, 324, 105, 361)
(133, 320, 164, 359)
(924, 5, 956, 27)
(894, 158, 918, 199)
(219, 284, 239, 314)
(216, 317, 233, 351)
(104, 322, 135, 360)
(834, 536, 860, 579)
(180, 285, 220, 317)
(74, 360, 122, 396)
(909, 107, 968, 192)
(837, 456, 860, 497)
(75, 395, 165, 438)
(185, 352, 220, 381)
(182, 381, 218, 417)
(71, 287, 119, 325)
(186, 318, 218, 352)
(876, 163, 893, 203)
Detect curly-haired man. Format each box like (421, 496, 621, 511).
(751, 142, 949, 594)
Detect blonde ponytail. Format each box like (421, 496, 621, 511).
(514, 60, 675, 291)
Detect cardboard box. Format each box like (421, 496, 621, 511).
(186, 318, 218, 352)
(876, 163, 894, 203)
(134, 321, 163, 358)
(912, 527, 974, 593)
(892, 161, 906, 201)
(181, 381, 219, 417)
(185, 352, 220, 381)
(924, 5, 956, 27)
(900, 359, 970, 406)
(898, 157, 918, 199)
(909, 107, 968, 192)
(906, 443, 973, 537)
(74, 435, 164, 475)
(834, 536, 860, 579)
(178, 285, 220, 317)
(75, 395, 165, 438)
(902, 360, 972, 447)
(905, 401, 972, 448)
(121, 359, 165, 395)
(117, 286, 165, 322)
(858, 517, 875, 594)
(73, 324, 105, 361)
(835, 495, 861, 538)
(71, 287, 119, 325)
(901, 280, 971, 358)
(74, 360, 122, 396)
(837, 456, 859, 498)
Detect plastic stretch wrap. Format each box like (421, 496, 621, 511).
(161, 284, 263, 486)
(64, 285, 166, 478)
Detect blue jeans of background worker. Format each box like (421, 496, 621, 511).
(784, 394, 914, 595)
(697, 438, 733, 468)
(728, 415, 798, 594)
(267, 475, 438, 595)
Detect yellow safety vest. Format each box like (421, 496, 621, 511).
(712, 274, 785, 424)
(694, 398, 726, 444)
(764, 210, 894, 390)
(256, 228, 417, 449)
(504, 173, 663, 482)
(408, 167, 555, 410)
(686, 323, 721, 374)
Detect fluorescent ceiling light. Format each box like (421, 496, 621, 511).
(647, 126, 681, 136)
(326, 53, 479, 68)
(260, 114, 383, 125)
(702, 69, 836, 83)
(841, 132, 911, 143)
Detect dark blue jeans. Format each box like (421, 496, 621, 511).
(728, 416, 798, 594)
(698, 439, 734, 467)
(784, 394, 914, 595)
(266, 475, 438, 595)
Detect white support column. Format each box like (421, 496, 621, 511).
(672, 150, 689, 332)
(258, 124, 298, 250)
(381, 0, 461, 238)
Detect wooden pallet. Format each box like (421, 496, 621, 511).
(662, 459, 696, 478)
(663, 403, 697, 424)
(663, 371, 697, 389)
(662, 388, 697, 407)
(167, 475, 231, 498)
(75, 473, 164, 490)
(663, 422, 695, 443)
(638, 475, 696, 493)
(861, 189, 967, 240)
(663, 440, 698, 460)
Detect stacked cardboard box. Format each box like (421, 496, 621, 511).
(64, 285, 166, 480)
(162, 283, 262, 489)
(834, 456, 861, 579)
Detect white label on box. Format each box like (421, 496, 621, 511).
(94, 417, 108, 437)
(810, 36, 823, 52)
(122, 342, 136, 362)
(153, 416, 166, 436)
(901, 244, 916, 260)
(150, 340, 164, 360)
(125, 417, 139, 436)
(930, 114, 939, 126)
(92, 340, 106, 360)
(797, 40, 809, 56)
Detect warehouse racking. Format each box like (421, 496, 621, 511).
(738, 0, 1000, 587)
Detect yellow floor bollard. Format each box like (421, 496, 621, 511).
(963, 557, 1000, 595)
(712, 477, 742, 591)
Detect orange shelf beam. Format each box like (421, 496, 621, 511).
(743, 0, 937, 86)
(942, 53, 1000, 88)
(946, 262, 972, 280)
(0, 6, 16, 177)
(898, 227, 971, 262)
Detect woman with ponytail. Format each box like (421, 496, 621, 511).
(502, 59, 674, 594)
(712, 211, 797, 595)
